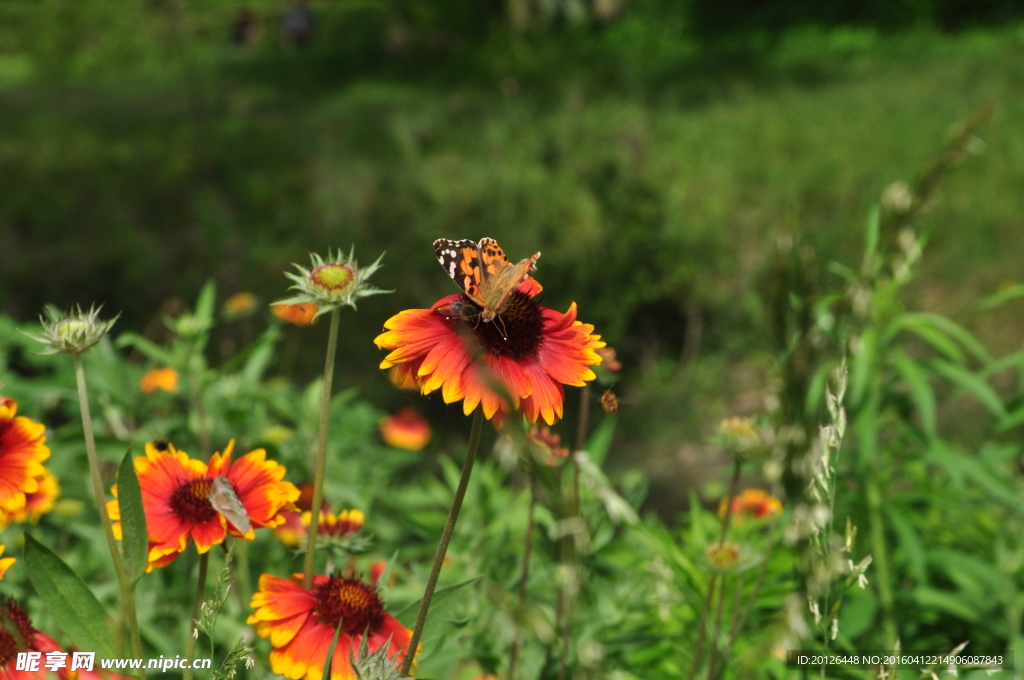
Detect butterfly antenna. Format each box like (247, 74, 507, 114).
(497, 315, 509, 341)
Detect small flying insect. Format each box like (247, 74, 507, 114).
(601, 388, 619, 415)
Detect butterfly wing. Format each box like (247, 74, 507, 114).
(209, 475, 252, 535)
(434, 238, 485, 305)
(477, 238, 540, 320)
(476, 238, 512, 280)
(434, 237, 541, 322)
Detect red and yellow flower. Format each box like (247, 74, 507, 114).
(305, 509, 364, 541)
(0, 596, 71, 679)
(224, 292, 258, 318)
(379, 408, 431, 451)
(387, 366, 420, 391)
(375, 279, 604, 427)
(718, 489, 782, 522)
(0, 547, 14, 580)
(5, 470, 58, 525)
(0, 398, 51, 522)
(274, 482, 317, 548)
(248, 572, 413, 680)
(108, 439, 299, 571)
(527, 426, 570, 466)
(139, 368, 179, 394)
(271, 301, 319, 326)
(276, 508, 364, 549)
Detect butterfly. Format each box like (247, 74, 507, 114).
(208, 475, 251, 535)
(433, 238, 541, 324)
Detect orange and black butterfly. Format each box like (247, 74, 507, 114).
(434, 238, 540, 323)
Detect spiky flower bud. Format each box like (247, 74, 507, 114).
(22, 305, 119, 356)
(707, 542, 741, 572)
(717, 416, 767, 460)
(279, 247, 391, 318)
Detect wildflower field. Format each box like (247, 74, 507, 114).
(2, 3, 1024, 679)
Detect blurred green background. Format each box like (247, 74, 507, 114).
(2, 0, 1024, 486)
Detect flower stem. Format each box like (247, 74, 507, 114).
(400, 407, 483, 676)
(72, 355, 144, 666)
(556, 384, 590, 680)
(508, 475, 537, 680)
(187, 351, 212, 457)
(688, 457, 742, 680)
(303, 308, 341, 589)
(182, 552, 210, 680)
(728, 524, 777, 648)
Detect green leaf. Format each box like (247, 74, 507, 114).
(923, 440, 965, 490)
(927, 359, 1007, 419)
(848, 328, 878, 408)
(805, 359, 837, 417)
(886, 506, 926, 583)
(864, 204, 881, 262)
(976, 283, 1024, 310)
(394, 576, 482, 630)
(195, 281, 217, 325)
(981, 347, 1024, 379)
(585, 417, 617, 467)
(114, 332, 176, 365)
(241, 326, 281, 385)
(885, 313, 992, 364)
(890, 350, 936, 434)
(321, 618, 344, 680)
(996, 403, 1024, 433)
(928, 550, 1013, 599)
(118, 448, 149, 583)
(911, 587, 981, 623)
(953, 454, 1019, 508)
(23, 534, 117, 657)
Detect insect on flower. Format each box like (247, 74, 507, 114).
(434, 237, 540, 328)
(209, 475, 252, 535)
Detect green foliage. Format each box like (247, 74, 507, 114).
(117, 448, 149, 584)
(23, 534, 117, 658)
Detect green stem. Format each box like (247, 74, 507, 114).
(556, 384, 590, 680)
(706, 575, 729, 680)
(688, 457, 742, 680)
(867, 478, 896, 644)
(718, 458, 743, 544)
(686, 575, 718, 680)
(72, 356, 144, 667)
(303, 309, 341, 589)
(187, 351, 212, 457)
(508, 475, 537, 680)
(182, 552, 210, 680)
(400, 408, 483, 676)
(728, 524, 777, 648)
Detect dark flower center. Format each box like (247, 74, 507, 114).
(455, 291, 544, 361)
(314, 576, 386, 636)
(0, 598, 34, 664)
(170, 479, 217, 524)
